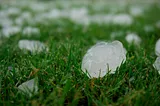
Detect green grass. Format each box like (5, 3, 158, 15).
(1, 2, 160, 106)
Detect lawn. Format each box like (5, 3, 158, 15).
(0, 0, 160, 106)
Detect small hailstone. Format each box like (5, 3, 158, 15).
(81, 41, 127, 78)
(112, 14, 133, 26)
(18, 78, 38, 97)
(2, 26, 21, 38)
(155, 39, 160, 56)
(22, 27, 40, 37)
(18, 40, 48, 53)
(129, 76, 135, 82)
(125, 33, 141, 45)
(153, 57, 160, 74)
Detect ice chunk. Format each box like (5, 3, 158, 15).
(22, 27, 40, 37)
(125, 33, 141, 45)
(81, 41, 127, 78)
(18, 40, 48, 53)
(153, 57, 160, 74)
(155, 39, 160, 56)
(18, 78, 38, 97)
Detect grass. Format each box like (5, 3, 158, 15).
(0, 1, 160, 106)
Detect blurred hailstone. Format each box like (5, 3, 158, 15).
(18, 78, 38, 97)
(144, 25, 154, 32)
(155, 39, 160, 56)
(2, 26, 21, 38)
(129, 7, 143, 17)
(0, 17, 13, 28)
(110, 31, 123, 39)
(125, 33, 141, 45)
(112, 14, 133, 26)
(156, 21, 160, 28)
(153, 57, 160, 74)
(18, 40, 48, 53)
(81, 41, 127, 78)
(22, 27, 40, 37)
(15, 12, 32, 26)
(48, 9, 65, 19)
(90, 14, 133, 26)
(30, 3, 47, 12)
(69, 8, 90, 25)
(6, 7, 21, 16)
(90, 14, 114, 24)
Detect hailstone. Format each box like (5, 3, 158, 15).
(125, 33, 141, 45)
(2, 26, 21, 38)
(81, 41, 127, 78)
(18, 78, 38, 97)
(18, 40, 48, 53)
(22, 27, 40, 37)
(153, 57, 160, 74)
(155, 39, 160, 56)
(112, 14, 133, 26)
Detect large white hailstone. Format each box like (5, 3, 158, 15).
(81, 41, 127, 78)
(153, 57, 160, 74)
(112, 14, 133, 26)
(2, 26, 21, 38)
(18, 40, 48, 53)
(22, 27, 40, 37)
(155, 39, 160, 56)
(18, 78, 38, 97)
(125, 33, 141, 45)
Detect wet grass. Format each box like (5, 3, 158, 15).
(0, 2, 160, 106)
